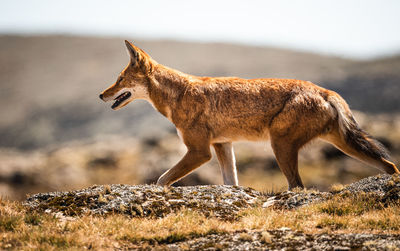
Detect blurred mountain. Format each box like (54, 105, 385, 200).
(0, 35, 399, 150)
(324, 56, 400, 113)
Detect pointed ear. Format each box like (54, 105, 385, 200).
(125, 40, 138, 66)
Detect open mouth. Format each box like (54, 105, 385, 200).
(112, 91, 132, 109)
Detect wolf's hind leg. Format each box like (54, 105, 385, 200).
(270, 137, 304, 190)
(213, 142, 238, 185)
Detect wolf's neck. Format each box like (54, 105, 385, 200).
(146, 65, 191, 119)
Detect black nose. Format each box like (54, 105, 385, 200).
(99, 94, 104, 100)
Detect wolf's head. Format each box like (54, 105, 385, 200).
(99, 40, 155, 110)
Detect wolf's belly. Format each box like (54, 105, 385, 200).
(210, 129, 270, 144)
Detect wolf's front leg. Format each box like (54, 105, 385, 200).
(213, 142, 238, 185)
(156, 147, 212, 186)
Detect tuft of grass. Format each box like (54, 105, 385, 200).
(24, 213, 42, 225)
(260, 231, 273, 243)
(152, 233, 188, 244)
(238, 232, 253, 241)
(104, 185, 112, 194)
(360, 209, 400, 231)
(37, 235, 74, 248)
(316, 216, 348, 230)
(318, 193, 386, 216)
(330, 183, 346, 193)
(0, 215, 22, 231)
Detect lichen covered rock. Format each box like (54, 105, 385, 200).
(265, 190, 330, 209)
(343, 174, 400, 194)
(25, 184, 268, 219)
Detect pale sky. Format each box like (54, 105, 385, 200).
(1, 0, 400, 59)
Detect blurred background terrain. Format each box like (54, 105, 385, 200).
(1, 1, 400, 200)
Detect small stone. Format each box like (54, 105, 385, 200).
(262, 197, 276, 208)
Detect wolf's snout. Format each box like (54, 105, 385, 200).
(99, 93, 104, 101)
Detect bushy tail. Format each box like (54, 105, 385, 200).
(328, 95, 390, 161)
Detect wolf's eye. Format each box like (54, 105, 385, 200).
(116, 77, 124, 84)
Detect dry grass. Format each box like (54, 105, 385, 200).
(1, 192, 400, 250)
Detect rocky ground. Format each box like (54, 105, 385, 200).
(25, 174, 400, 218)
(25, 185, 268, 220)
(24, 174, 400, 250)
(162, 230, 400, 251)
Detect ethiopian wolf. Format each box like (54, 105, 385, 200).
(99, 40, 399, 189)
